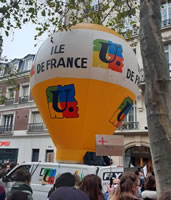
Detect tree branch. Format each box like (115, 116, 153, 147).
(100, 1, 117, 24)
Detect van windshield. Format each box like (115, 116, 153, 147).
(6, 165, 31, 182)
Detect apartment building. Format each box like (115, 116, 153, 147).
(0, 1, 170, 169)
(0, 54, 56, 164)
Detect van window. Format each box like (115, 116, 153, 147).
(6, 165, 31, 182)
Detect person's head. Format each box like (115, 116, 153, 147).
(13, 169, 31, 184)
(1, 164, 6, 170)
(113, 178, 120, 191)
(9, 162, 16, 170)
(135, 170, 144, 191)
(6, 164, 10, 172)
(1, 163, 10, 172)
(7, 191, 28, 200)
(49, 187, 89, 200)
(79, 174, 103, 200)
(135, 170, 144, 178)
(111, 172, 139, 200)
(48, 172, 75, 198)
(146, 171, 153, 177)
(144, 175, 156, 191)
(54, 172, 75, 189)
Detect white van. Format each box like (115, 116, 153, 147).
(0, 162, 123, 200)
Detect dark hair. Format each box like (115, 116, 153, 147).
(79, 174, 104, 200)
(111, 172, 139, 200)
(7, 191, 28, 200)
(13, 169, 31, 183)
(135, 170, 140, 176)
(48, 172, 75, 198)
(135, 170, 143, 176)
(144, 175, 156, 191)
(2, 163, 8, 169)
(9, 162, 16, 170)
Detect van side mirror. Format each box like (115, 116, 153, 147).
(2, 175, 9, 182)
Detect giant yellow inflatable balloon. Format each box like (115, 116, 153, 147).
(30, 23, 140, 163)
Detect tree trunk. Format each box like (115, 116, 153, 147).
(139, 0, 171, 196)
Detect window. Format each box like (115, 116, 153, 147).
(0, 88, 3, 104)
(164, 44, 171, 77)
(22, 85, 29, 96)
(45, 150, 54, 162)
(90, 0, 102, 11)
(125, 102, 137, 122)
(32, 149, 39, 162)
(6, 164, 31, 182)
(31, 111, 43, 124)
(0, 69, 3, 77)
(0, 88, 2, 97)
(5, 88, 15, 105)
(122, 15, 137, 37)
(24, 58, 33, 71)
(0, 64, 5, 77)
(161, 2, 171, 27)
(7, 88, 15, 99)
(91, 0, 99, 6)
(121, 102, 138, 130)
(0, 114, 14, 131)
(4, 66, 9, 77)
(0, 89, 6, 105)
(20, 85, 29, 97)
(28, 111, 45, 132)
(13, 62, 19, 71)
(19, 84, 29, 104)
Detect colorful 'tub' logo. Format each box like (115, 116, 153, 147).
(109, 97, 133, 127)
(46, 84, 79, 119)
(93, 39, 124, 72)
(41, 168, 56, 185)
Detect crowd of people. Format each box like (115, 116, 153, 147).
(0, 167, 170, 200)
(0, 162, 17, 179)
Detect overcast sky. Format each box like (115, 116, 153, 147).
(1, 0, 99, 61)
(2, 23, 48, 60)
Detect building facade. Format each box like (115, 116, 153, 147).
(0, 54, 56, 164)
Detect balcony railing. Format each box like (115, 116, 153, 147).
(19, 96, 29, 104)
(28, 123, 47, 133)
(5, 98, 14, 106)
(117, 121, 139, 130)
(0, 125, 13, 133)
(161, 19, 171, 28)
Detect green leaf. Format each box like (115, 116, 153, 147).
(5, 31, 9, 36)
(41, 10, 46, 16)
(0, 21, 4, 28)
